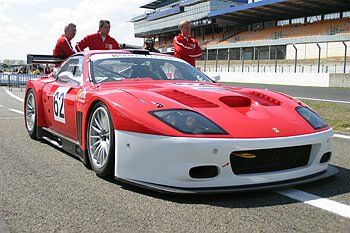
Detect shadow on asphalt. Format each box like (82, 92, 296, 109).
(294, 165, 350, 197)
(39, 140, 92, 170)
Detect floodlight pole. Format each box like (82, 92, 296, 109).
(204, 48, 208, 72)
(256, 48, 260, 73)
(240, 48, 244, 72)
(343, 41, 347, 73)
(215, 49, 219, 72)
(227, 48, 230, 72)
(316, 43, 321, 73)
(272, 47, 278, 73)
(253, 47, 256, 60)
(293, 44, 297, 73)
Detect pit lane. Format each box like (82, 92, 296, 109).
(0, 86, 349, 232)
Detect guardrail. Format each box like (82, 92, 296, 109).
(0, 74, 41, 90)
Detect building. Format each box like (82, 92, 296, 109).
(132, 0, 350, 74)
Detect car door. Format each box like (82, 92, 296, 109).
(42, 56, 84, 141)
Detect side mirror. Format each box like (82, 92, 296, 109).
(52, 67, 59, 78)
(211, 75, 221, 82)
(58, 71, 74, 82)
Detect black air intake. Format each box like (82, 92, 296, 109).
(189, 166, 219, 179)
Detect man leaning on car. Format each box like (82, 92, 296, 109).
(75, 20, 120, 51)
(53, 23, 77, 59)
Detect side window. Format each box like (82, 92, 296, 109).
(57, 56, 84, 85)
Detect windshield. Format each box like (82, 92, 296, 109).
(90, 57, 212, 84)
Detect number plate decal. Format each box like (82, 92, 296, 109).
(53, 87, 70, 123)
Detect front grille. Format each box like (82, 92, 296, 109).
(230, 145, 311, 175)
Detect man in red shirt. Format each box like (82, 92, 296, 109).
(53, 23, 76, 59)
(76, 20, 120, 51)
(173, 21, 202, 67)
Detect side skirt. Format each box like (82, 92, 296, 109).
(37, 126, 88, 165)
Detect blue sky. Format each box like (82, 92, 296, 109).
(0, 0, 150, 60)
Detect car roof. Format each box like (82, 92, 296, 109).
(77, 49, 170, 58)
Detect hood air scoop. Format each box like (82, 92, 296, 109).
(158, 89, 219, 108)
(219, 96, 251, 108)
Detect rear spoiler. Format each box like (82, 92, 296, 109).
(27, 54, 64, 64)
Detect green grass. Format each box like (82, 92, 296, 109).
(301, 100, 350, 134)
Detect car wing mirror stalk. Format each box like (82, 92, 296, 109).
(211, 75, 221, 82)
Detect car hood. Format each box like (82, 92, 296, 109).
(97, 81, 327, 138)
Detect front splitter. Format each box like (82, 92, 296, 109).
(115, 166, 338, 195)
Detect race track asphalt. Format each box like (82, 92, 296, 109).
(0, 86, 349, 232)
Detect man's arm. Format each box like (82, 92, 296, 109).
(189, 40, 202, 58)
(173, 36, 192, 57)
(173, 36, 201, 57)
(61, 37, 75, 57)
(75, 35, 90, 52)
(111, 38, 120, 49)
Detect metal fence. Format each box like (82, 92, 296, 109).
(198, 63, 350, 73)
(0, 74, 41, 90)
(201, 40, 349, 74)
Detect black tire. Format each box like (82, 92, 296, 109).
(25, 89, 38, 140)
(87, 102, 115, 178)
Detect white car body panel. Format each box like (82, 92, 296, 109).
(114, 128, 333, 189)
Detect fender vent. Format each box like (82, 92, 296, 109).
(158, 90, 219, 108)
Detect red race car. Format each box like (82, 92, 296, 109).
(24, 50, 337, 194)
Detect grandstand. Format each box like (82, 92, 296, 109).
(132, 0, 350, 75)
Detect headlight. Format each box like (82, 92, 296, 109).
(296, 106, 328, 130)
(150, 109, 228, 135)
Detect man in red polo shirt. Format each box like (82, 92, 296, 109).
(173, 20, 202, 67)
(76, 20, 120, 51)
(53, 23, 76, 59)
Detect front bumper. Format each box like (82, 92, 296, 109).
(114, 128, 337, 193)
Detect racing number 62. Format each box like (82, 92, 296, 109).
(53, 87, 70, 123)
(54, 92, 65, 119)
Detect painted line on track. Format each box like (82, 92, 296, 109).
(297, 97, 350, 104)
(4, 88, 24, 103)
(0, 117, 23, 120)
(277, 189, 350, 218)
(9, 109, 24, 115)
(0, 216, 8, 233)
(334, 134, 350, 140)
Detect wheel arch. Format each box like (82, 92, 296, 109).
(25, 82, 47, 130)
(81, 98, 117, 155)
(83, 98, 116, 177)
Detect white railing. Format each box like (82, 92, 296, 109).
(0, 74, 42, 89)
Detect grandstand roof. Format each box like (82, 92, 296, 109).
(209, 0, 350, 24)
(141, 0, 178, 9)
(141, 0, 247, 9)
